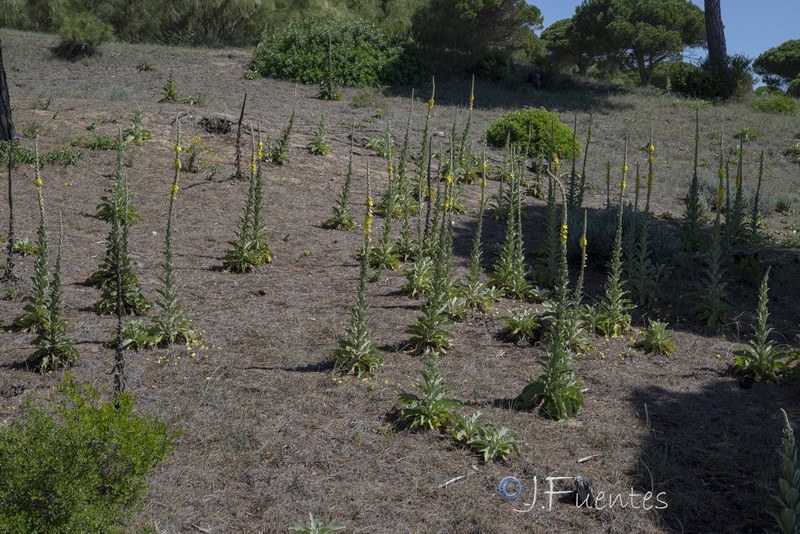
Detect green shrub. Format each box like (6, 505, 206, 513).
(485, 107, 580, 159)
(788, 78, 800, 98)
(751, 95, 797, 114)
(469, 47, 514, 81)
(666, 55, 753, 101)
(251, 19, 431, 87)
(0, 375, 179, 533)
(55, 11, 114, 57)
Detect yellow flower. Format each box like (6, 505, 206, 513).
(579, 236, 587, 249)
(648, 155, 654, 163)
(257, 141, 263, 160)
(170, 184, 179, 197)
(427, 99, 434, 110)
(444, 173, 453, 184)
(367, 197, 373, 207)
(174, 145, 182, 152)
(480, 178, 487, 188)
(560, 223, 568, 244)
(621, 180, 627, 190)
(479, 162, 489, 171)
(387, 164, 393, 174)
(621, 165, 628, 172)
(646, 144, 655, 152)
(33, 177, 42, 187)
(364, 214, 373, 235)
(174, 159, 182, 169)
(717, 186, 724, 200)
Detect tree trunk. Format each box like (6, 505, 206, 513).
(704, 0, 727, 63)
(0, 38, 15, 141)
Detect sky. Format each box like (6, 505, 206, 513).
(531, 0, 800, 66)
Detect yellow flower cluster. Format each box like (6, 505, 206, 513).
(560, 223, 568, 244)
(646, 144, 655, 152)
(717, 186, 725, 200)
(367, 197, 373, 208)
(427, 99, 434, 110)
(579, 236, 587, 249)
(444, 173, 453, 185)
(481, 178, 487, 188)
(174, 159, 182, 170)
(33, 177, 42, 187)
(387, 163, 393, 175)
(257, 141, 264, 161)
(621, 180, 627, 190)
(718, 167, 724, 177)
(174, 145, 182, 153)
(170, 183, 179, 198)
(364, 213, 373, 238)
(621, 165, 628, 172)
(468, 93, 474, 111)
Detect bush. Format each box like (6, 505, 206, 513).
(55, 11, 114, 57)
(469, 47, 514, 82)
(485, 107, 580, 159)
(788, 78, 800, 98)
(250, 19, 432, 87)
(667, 55, 753, 101)
(751, 95, 797, 114)
(0, 375, 179, 533)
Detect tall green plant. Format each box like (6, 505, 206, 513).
(28, 215, 78, 372)
(519, 178, 584, 420)
(90, 138, 152, 315)
(767, 409, 800, 534)
(148, 128, 198, 347)
(332, 185, 383, 378)
(323, 135, 357, 230)
(679, 110, 704, 250)
(595, 146, 634, 337)
(223, 130, 274, 272)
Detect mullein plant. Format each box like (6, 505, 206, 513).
(404, 201, 455, 354)
(369, 158, 400, 272)
(519, 178, 584, 420)
(223, 128, 274, 272)
(533, 166, 562, 289)
(595, 145, 634, 338)
(264, 107, 294, 165)
(457, 148, 501, 311)
(691, 145, 732, 328)
(323, 134, 356, 230)
(414, 80, 435, 203)
(553, 209, 592, 354)
(394, 95, 418, 261)
(14, 141, 50, 332)
(724, 137, 747, 246)
(28, 215, 79, 372)
(148, 128, 198, 347)
(307, 113, 332, 156)
(89, 137, 152, 315)
(626, 136, 661, 306)
(679, 109, 705, 251)
(566, 113, 592, 213)
(318, 37, 341, 101)
(732, 268, 791, 382)
(767, 409, 800, 534)
(332, 186, 383, 377)
(491, 159, 533, 299)
(750, 150, 765, 243)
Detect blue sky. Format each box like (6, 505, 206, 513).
(531, 0, 799, 63)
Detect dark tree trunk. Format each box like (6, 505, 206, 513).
(0, 38, 15, 141)
(704, 0, 727, 63)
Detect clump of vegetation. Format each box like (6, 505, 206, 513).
(767, 409, 800, 534)
(751, 95, 797, 115)
(324, 140, 357, 230)
(263, 109, 295, 165)
(289, 513, 345, 534)
(485, 107, 580, 159)
(223, 134, 273, 273)
(308, 113, 332, 156)
(250, 19, 431, 87)
(639, 319, 677, 358)
(54, 11, 114, 58)
(733, 269, 791, 382)
(500, 307, 541, 342)
(396, 352, 463, 431)
(0, 375, 178, 533)
(331, 187, 382, 378)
